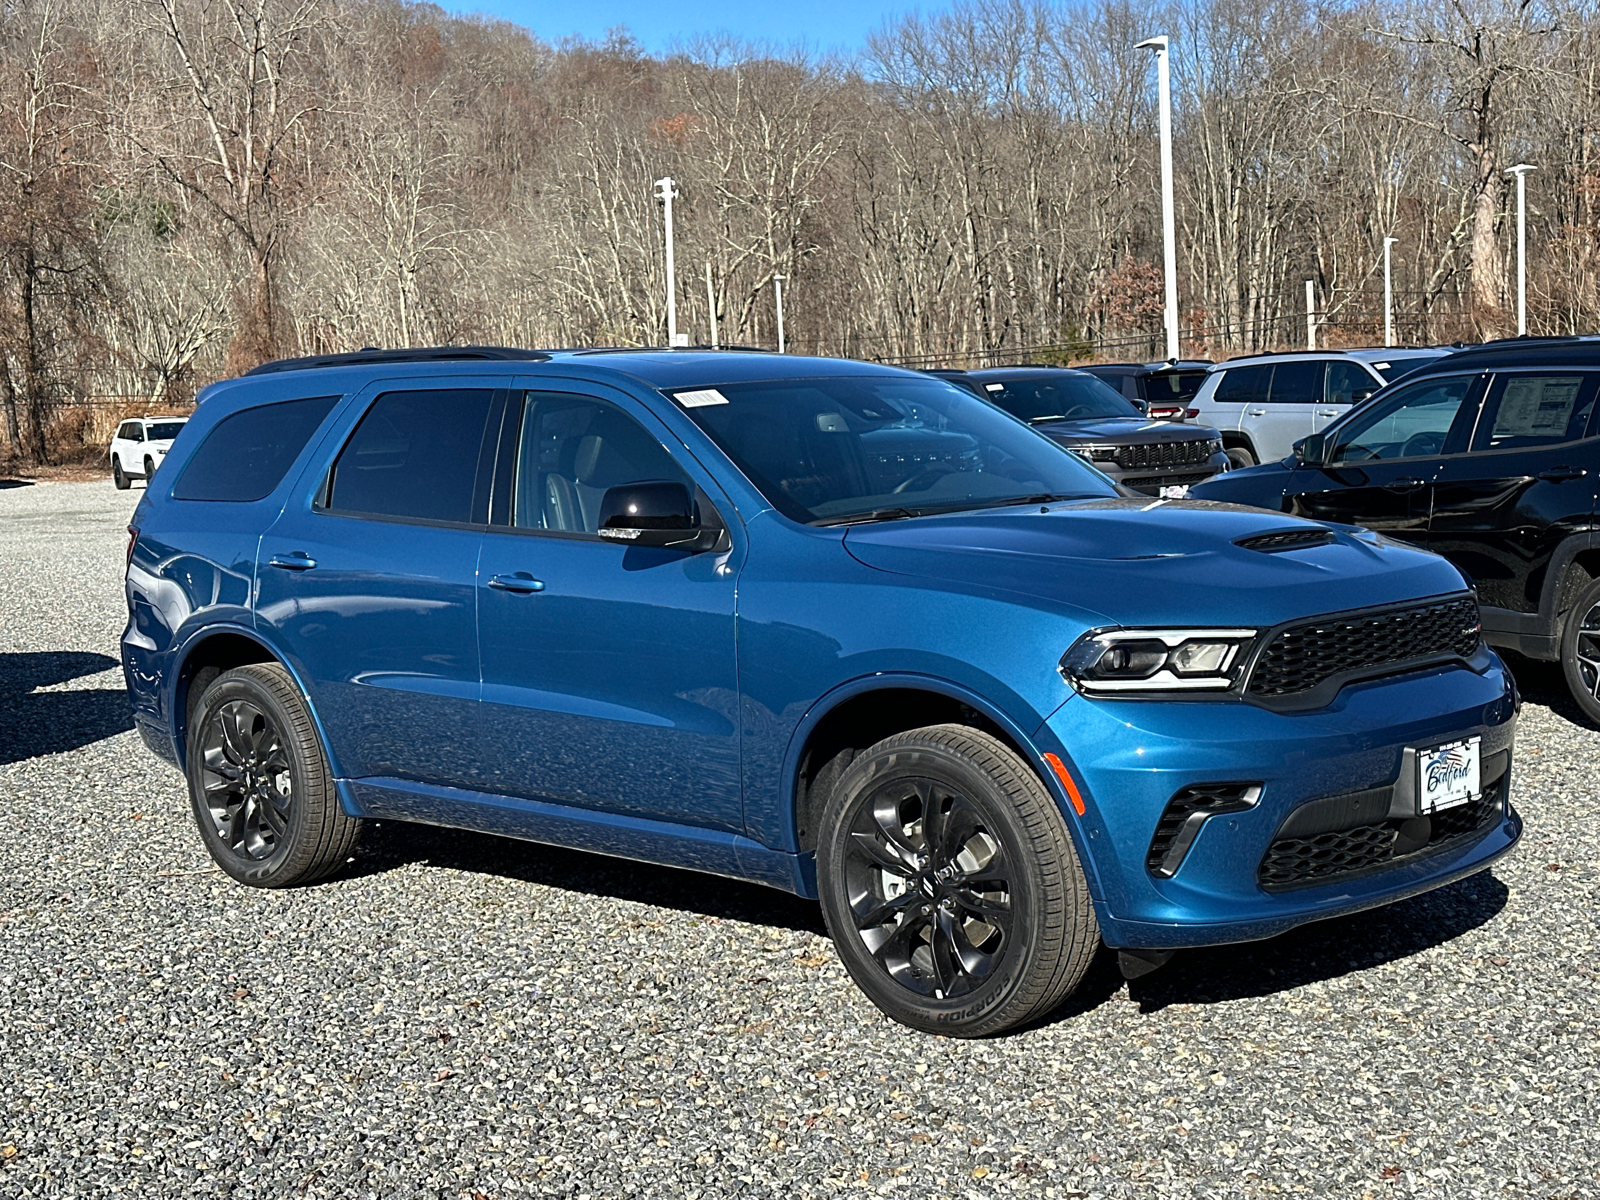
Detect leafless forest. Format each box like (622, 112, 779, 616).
(1, 0, 1596, 462)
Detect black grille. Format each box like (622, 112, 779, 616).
(1115, 439, 1215, 470)
(1247, 596, 1481, 699)
(1258, 779, 1502, 891)
(1147, 783, 1259, 876)
(1235, 528, 1337, 553)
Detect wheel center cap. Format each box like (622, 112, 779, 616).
(918, 874, 936, 897)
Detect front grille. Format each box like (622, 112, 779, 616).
(1235, 528, 1336, 553)
(1247, 596, 1481, 699)
(1115, 439, 1214, 470)
(1258, 778, 1503, 891)
(1147, 783, 1260, 876)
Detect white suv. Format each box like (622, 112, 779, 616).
(1190, 348, 1452, 467)
(110, 417, 188, 489)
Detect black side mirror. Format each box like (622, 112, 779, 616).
(1297, 432, 1328, 466)
(598, 480, 711, 549)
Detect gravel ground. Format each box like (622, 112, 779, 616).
(2, 478, 1598, 1199)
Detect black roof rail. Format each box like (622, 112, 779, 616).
(244, 346, 552, 375)
(568, 344, 771, 355)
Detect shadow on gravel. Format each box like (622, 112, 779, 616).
(1116, 868, 1510, 1015)
(0, 479, 33, 490)
(0, 651, 133, 765)
(348, 819, 829, 936)
(1499, 650, 1592, 728)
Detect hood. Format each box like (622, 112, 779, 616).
(1032, 417, 1218, 444)
(842, 498, 1468, 627)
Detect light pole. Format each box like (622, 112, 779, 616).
(705, 262, 719, 350)
(1506, 163, 1536, 336)
(773, 274, 787, 354)
(1136, 35, 1179, 362)
(1383, 236, 1399, 347)
(654, 177, 686, 347)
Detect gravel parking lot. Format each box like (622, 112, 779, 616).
(2, 478, 1597, 1199)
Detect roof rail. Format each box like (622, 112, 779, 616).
(244, 346, 552, 375)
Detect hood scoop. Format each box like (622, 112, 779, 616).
(1234, 528, 1337, 553)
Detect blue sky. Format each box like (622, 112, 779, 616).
(447, 0, 917, 57)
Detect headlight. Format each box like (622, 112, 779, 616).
(1059, 628, 1258, 693)
(1067, 445, 1118, 463)
(1207, 438, 1223, 456)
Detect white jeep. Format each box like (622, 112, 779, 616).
(110, 417, 188, 490)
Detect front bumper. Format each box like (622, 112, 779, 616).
(1037, 654, 1520, 950)
(1109, 450, 1232, 496)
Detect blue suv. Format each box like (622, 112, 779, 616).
(123, 348, 1521, 1036)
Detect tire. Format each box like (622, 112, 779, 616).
(144, 455, 155, 480)
(1225, 444, 1256, 469)
(816, 724, 1099, 1037)
(1560, 577, 1600, 724)
(112, 457, 129, 489)
(186, 663, 360, 887)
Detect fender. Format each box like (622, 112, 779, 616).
(776, 671, 1107, 903)
(1483, 530, 1600, 659)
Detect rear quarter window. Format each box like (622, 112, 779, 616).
(172, 395, 340, 502)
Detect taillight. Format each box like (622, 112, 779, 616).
(1185, 408, 1200, 419)
(126, 526, 139, 569)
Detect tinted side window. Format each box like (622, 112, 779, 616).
(1329, 376, 1477, 464)
(173, 395, 339, 502)
(117, 422, 137, 440)
(1267, 361, 1325, 404)
(328, 389, 495, 524)
(512, 392, 691, 534)
(1212, 365, 1268, 404)
(1472, 374, 1599, 451)
(1326, 362, 1377, 406)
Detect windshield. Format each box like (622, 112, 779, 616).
(975, 373, 1141, 423)
(670, 375, 1117, 525)
(1370, 356, 1438, 382)
(1146, 371, 1207, 402)
(147, 421, 186, 440)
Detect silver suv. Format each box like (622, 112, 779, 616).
(1191, 348, 1453, 467)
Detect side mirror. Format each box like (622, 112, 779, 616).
(1297, 432, 1328, 466)
(598, 480, 712, 549)
(1350, 389, 1375, 405)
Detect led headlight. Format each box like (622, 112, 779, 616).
(1059, 628, 1258, 693)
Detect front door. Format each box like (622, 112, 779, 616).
(256, 381, 502, 787)
(1284, 372, 1484, 544)
(1428, 370, 1600, 614)
(474, 384, 745, 833)
(1241, 360, 1326, 464)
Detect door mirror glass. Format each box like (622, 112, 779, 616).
(1297, 433, 1327, 466)
(598, 481, 714, 549)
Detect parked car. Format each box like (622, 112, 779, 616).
(1191, 348, 1454, 468)
(123, 347, 1519, 1036)
(1076, 360, 1213, 420)
(1190, 336, 1600, 721)
(943, 366, 1229, 496)
(110, 416, 189, 489)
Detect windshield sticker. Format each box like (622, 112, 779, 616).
(984, 382, 1005, 391)
(674, 388, 729, 408)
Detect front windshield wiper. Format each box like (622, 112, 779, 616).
(1026, 415, 1072, 424)
(810, 507, 921, 527)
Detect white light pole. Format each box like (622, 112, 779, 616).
(1382, 236, 1399, 347)
(773, 274, 787, 354)
(1506, 163, 1536, 336)
(1136, 35, 1179, 362)
(705, 262, 719, 350)
(1305, 279, 1316, 350)
(654, 177, 686, 347)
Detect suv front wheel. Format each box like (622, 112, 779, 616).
(1561, 577, 1600, 724)
(816, 724, 1098, 1037)
(187, 663, 361, 886)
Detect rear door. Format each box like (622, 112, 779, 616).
(1314, 361, 1385, 435)
(1241, 360, 1325, 463)
(1284, 372, 1483, 542)
(1201, 363, 1270, 442)
(1428, 370, 1600, 614)
(255, 378, 502, 788)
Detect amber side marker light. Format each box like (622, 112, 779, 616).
(1042, 752, 1086, 816)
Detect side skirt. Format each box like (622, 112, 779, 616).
(344, 776, 817, 898)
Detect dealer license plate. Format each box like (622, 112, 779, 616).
(1159, 485, 1191, 499)
(1417, 737, 1480, 813)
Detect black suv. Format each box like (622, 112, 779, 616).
(1075, 360, 1213, 420)
(1191, 338, 1600, 719)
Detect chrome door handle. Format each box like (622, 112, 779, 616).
(1246, 408, 1267, 417)
(488, 572, 545, 594)
(1315, 409, 1340, 417)
(267, 552, 317, 571)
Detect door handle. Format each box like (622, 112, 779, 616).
(1246, 408, 1267, 417)
(1538, 466, 1588, 483)
(1314, 409, 1340, 417)
(267, 552, 317, 571)
(1382, 478, 1424, 493)
(488, 572, 545, 594)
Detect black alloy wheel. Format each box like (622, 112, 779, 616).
(1561, 577, 1600, 724)
(817, 725, 1098, 1037)
(187, 663, 360, 886)
(112, 457, 129, 489)
(144, 455, 156, 480)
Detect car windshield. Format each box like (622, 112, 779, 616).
(670, 375, 1117, 525)
(1146, 371, 1207, 401)
(976, 374, 1140, 423)
(1369, 357, 1437, 382)
(147, 421, 187, 440)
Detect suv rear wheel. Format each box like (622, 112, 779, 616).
(187, 663, 360, 886)
(816, 724, 1098, 1036)
(112, 457, 129, 490)
(1560, 577, 1600, 724)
